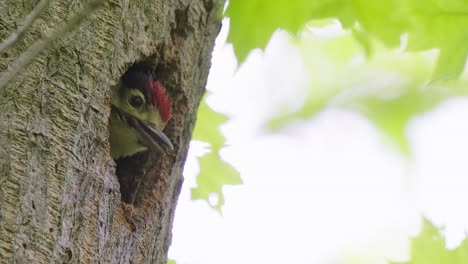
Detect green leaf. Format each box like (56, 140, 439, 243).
(225, 0, 317, 62)
(405, 0, 468, 80)
(432, 46, 468, 81)
(389, 219, 468, 264)
(191, 97, 242, 211)
(349, 0, 409, 47)
(167, 260, 176, 264)
(359, 88, 448, 155)
(192, 96, 228, 152)
(191, 151, 242, 212)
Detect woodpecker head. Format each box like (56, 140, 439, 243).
(109, 66, 173, 159)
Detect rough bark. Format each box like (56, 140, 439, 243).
(0, 0, 223, 263)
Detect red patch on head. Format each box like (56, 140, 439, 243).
(149, 80, 173, 123)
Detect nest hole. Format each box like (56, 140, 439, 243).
(110, 60, 175, 206)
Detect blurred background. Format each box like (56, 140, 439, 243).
(169, 14, 468, 264)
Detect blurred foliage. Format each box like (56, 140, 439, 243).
(189, 0, 468, 262)
(226, 0, 468, 80)
(268, 31, 468, 155)
(226, 0, 314, 62)
(225, 0, 468, 155)
(194, 0, 468, 210)
(191, 96, 242, 211)
(335, 219, 468, 264)
(390, 219, 468, 264)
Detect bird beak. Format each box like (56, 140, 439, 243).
(124, 114, 174, 154)
(111, 106, 173, 154)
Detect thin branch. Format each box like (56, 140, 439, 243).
(0, 0, 104, 91)
(0, 0, 51, 53)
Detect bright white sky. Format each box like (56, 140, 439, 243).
(169, 20, 468, 264)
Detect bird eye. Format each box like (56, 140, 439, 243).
(129, 96, 144, 109)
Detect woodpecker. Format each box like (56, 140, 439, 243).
(109, 66, 174, 159)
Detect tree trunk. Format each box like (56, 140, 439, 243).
(0, 0, 223, 263)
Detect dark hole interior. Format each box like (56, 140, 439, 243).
(115, 151, 150, 205)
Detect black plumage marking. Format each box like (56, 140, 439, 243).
(121, 65, 152, 101)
